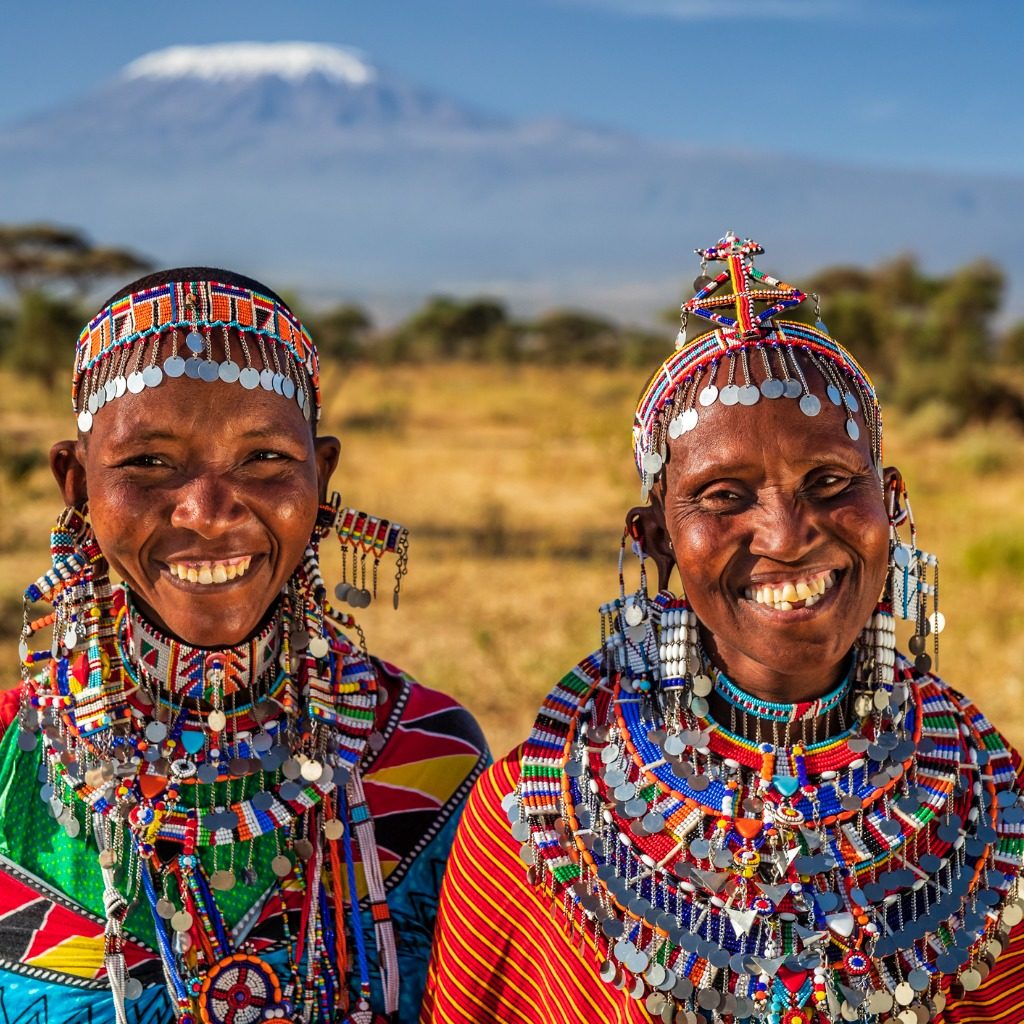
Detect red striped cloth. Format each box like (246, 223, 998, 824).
(422, 750, 1024, 1024)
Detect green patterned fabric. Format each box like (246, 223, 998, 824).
(0, 724, 280, 947)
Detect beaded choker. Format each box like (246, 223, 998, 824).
(121, 591, 282, 702)
(714, 664, 853, 725)
(514, 594, 1024, 1024)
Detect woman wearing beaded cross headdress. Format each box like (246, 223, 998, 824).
(423, 236, 1024, 1024)
(0, 269, 489, 1024)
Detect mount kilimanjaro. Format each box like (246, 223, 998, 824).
(1, 41, 1021, 321)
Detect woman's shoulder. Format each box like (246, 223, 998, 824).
(370, 656, 490, 762)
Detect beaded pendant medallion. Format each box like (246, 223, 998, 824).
(513, 593, 1024, 1024)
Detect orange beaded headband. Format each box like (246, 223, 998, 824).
(72, 277, 320, 432)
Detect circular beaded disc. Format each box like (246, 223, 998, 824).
(198, 952, 284, 1024)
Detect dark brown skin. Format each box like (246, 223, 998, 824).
(50, 361, 339, 648)
(632, 360, 899, 705)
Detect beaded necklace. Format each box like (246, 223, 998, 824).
(19, 555, 396, 1024)
(514, 594, 1024, 1024)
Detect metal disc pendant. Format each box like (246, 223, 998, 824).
(761, 379, 785, 399)
(827, 384, 842, 405)
(185, 330, 205, 353)
(76, 410, 93, 432)
(124, 978, 143, 1001)
(145, 721, 167, 743)
(282, 377, 296, 399)
(210, 869, 235, 891)
(846, 418, 860, 441)
(783, 379, 802, 398)
(738, 384, 760, 405)
(142, 365, 163, 388)
(170, 910, 193, 932)
(324, 818, 344, 840)
(799, 394, 821, 417)
(156, 898, 175, 919)
(163, 355, 186, 378)
(127, 371, 146, 394)
(271, 854, 292, 877)
(260, 368, 275, 390)
(199, 360, 219, 382)
(184, 358, 203, 379)
(719, 384, 740, 406)
(219, 360, 241, 383)
(252, 790, 274, 811)
(308, 635, 330, 659)
(207, 710, 227, 732)
(682, 408, 698, 431)
(239, 367, 260, 389)
(699, 385, 719, 406)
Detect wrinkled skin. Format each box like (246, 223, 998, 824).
(632, 359, 899, 704)
(50, 360, 339, 648)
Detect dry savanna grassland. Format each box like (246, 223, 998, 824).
(2, 362, 1024, 757)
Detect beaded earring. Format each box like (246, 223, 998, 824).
(19, 505, 128, 748)
(316, 493, 410, 612)
(886, 476, 943, 673)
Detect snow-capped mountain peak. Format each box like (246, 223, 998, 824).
(123, 42, 377, 86)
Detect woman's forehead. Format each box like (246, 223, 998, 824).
(86, 372, 313, 446)
(666, 384, 874, 478)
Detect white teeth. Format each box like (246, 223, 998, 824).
(168, 556, 252, 586)
(745, 570, 838, 611)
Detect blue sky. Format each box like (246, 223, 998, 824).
(3, 0, 1021, 176)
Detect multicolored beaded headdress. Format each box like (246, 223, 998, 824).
(72, 272, 321, 432)
(633, 234, 882, 499)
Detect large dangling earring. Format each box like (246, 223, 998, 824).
(19, 504, 123, 744)
(886, 477, 942, 673)
(316, 492, 410, 612)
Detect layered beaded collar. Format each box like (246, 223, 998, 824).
(119, 589, 282, 702)
(514, 594, 1024, 1024)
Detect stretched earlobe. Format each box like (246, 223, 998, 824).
(313, 435, 341, 504)
(49, 440, 88, 508)
(625, 499, 675, 592)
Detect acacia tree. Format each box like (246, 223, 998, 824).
(0, 223, 151, 389)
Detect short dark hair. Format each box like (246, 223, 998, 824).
(102, 267, 291, 312)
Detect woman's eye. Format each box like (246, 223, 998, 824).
(700, 488, 747, 507)
(118, 454, 167, 468)
(807, 473, 852, 496)
(248, 450, 290, 463)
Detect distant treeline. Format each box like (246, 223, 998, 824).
(2, 223, 1024, 431)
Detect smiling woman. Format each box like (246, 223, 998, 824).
(0, 269, 489, 1024)
(423, 236, 1024, 1024)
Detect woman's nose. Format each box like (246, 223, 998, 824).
(169, 474, 247, 538)
(747, 494, 820, 564)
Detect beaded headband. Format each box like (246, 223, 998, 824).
(633, 234, 881, 497)
(72, 276, 321, 432)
